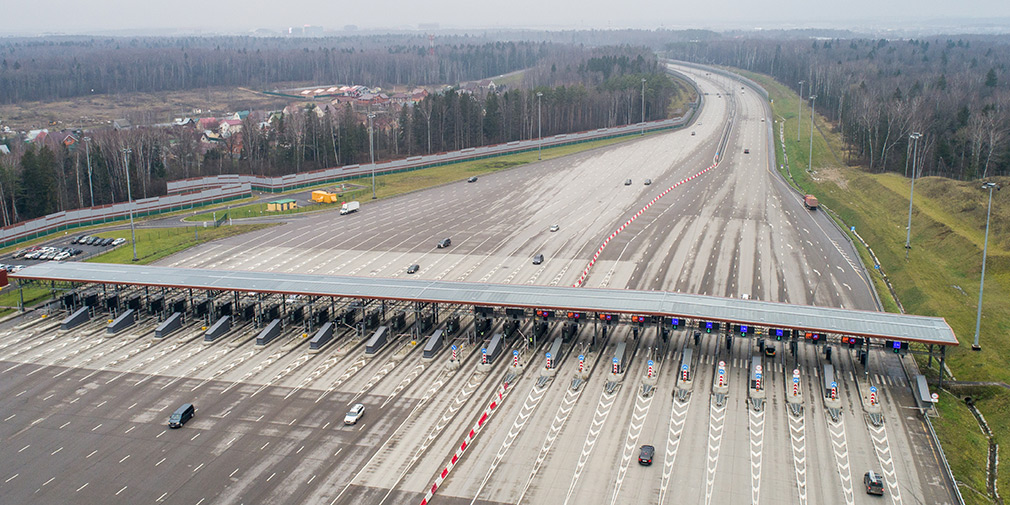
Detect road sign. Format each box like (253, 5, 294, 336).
(682, 364, 689, 371)
(578, 354, 585, 372)
(482, 348, 487, 364)
(870, 386, 877, 393)
(793, 376, 799, 384)
(931, 393, 939, 402)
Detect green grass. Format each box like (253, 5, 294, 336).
(85, 224, 274, 265)
(186, 132, 667, 222)
(931, 388, 991, 504)
(747, 68, 1010, 501)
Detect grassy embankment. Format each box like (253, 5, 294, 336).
(743, 69, 1009, 503)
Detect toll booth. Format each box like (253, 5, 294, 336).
(216, 301, 233, 318)
(613, 342, 627, 374)
(416, 312, 434, 334)
(241, 303, 256, 321)
(61, 306, 91, 331)
(423, 329, 444, 359)
(149, 295, 164, 315)
(194, 298, 210, 317)
(365, 326, 390, 355)
(502, 319, 518, 338)
(749, 356, 763, 391)
(62, 292, 79, 311)
(264, 303, 280, 321)
(288, 305, 304, 324)
(391, 310, 407, 331)
(823, 363, 835, 399)
(126, 295, 141, 311)
(170, 298, 186, 314)
(83, 292, 99, 308)
(105, 294, 120, 312)
(680, 347, 693, 382)
(309, 322, 336, 351)
(313, 307, 329, 326)
(365, 308, 381, 329)
(547, 336, 563, 369)
(484, 332, 504, 363)
(446, 315, 460, 335)
(155, 312, 183, 338)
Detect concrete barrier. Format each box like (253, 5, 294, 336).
(204, 315, 231, 342)
(155, 312, 183, 338)
(106, 309, 137, 334)
(61, 306, 91, 331)
(255, 319, 281, 346)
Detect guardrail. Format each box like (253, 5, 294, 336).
(167, 104, 699, 195)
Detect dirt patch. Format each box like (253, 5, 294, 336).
(0, 85, 305, 131)
(812, 165, 849, 190)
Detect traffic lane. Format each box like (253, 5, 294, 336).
(0, 359, 412, 504)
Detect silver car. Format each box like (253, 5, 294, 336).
(344, 403, 364, 425)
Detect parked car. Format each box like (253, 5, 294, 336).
(407, 264, 420, 274)
(691, 131, 696, 136)
(112, 238, 126, 246)
(102, 238, 114, 246)
(644, 179, 652, 185)
(467, 176, 478, 183)
(437, 238, 451, 249)
(743, 148, 750, 154)
(344, 403, 364, 425)
(532, 254, 544, 265)
(638, 445, 655, 465)
(624, 179, 632, 185)
(549, 224, 560, 232)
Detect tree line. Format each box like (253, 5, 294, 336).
(0, 47, 691, 226)
(0, 35, 548, 104)
(667, 36, 1010, 180)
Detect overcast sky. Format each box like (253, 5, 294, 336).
(6, 0, 1010, 35)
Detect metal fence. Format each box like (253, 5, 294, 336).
(167, 115, 696, 195)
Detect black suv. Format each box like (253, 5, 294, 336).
(638, 445, 655, 466)
(864, 471, 884, 495)
(407, 264, 420, 274)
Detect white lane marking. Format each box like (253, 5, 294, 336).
(868, 422, 903, 505)
(609, 391, 654, 504)
(704, 396, 727, 505)
(471, 383, 547, 503)
(562, 390, 617, 505)
(517, 388, 583, 504)
(827, 417, 855, 505)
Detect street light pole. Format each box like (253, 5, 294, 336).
(536, 92, 543, 161)
(972, 182, 1000, 351)
(807, 95, 817, 173)
(641, 77, 646, 136)
(122, 148, 137, 262)
(368, 113, 376, 199)
(797, 81, 805, 142)
(904, 132, 922, 259)
(84, 137, 94, 207)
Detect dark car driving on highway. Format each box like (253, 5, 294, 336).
(638, 445, 655, 465)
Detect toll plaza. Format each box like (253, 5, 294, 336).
(11, 262, 959, 386)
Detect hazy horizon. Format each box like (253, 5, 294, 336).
(6, 0, 1010, 37)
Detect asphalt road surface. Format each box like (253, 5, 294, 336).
(0, 65, 955, 505)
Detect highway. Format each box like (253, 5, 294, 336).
(0, 65, 954, 505)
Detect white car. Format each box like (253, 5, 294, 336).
(112, 238, 126, 246)
(344, 403, 364, 425)
(549, 224, 560, 232)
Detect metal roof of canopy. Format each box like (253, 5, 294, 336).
(12, 262, 958, 346)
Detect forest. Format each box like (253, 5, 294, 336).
(666, 36, 1010, 180)
(0, 35, 548, 104)
(0, 42, 687, 226)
